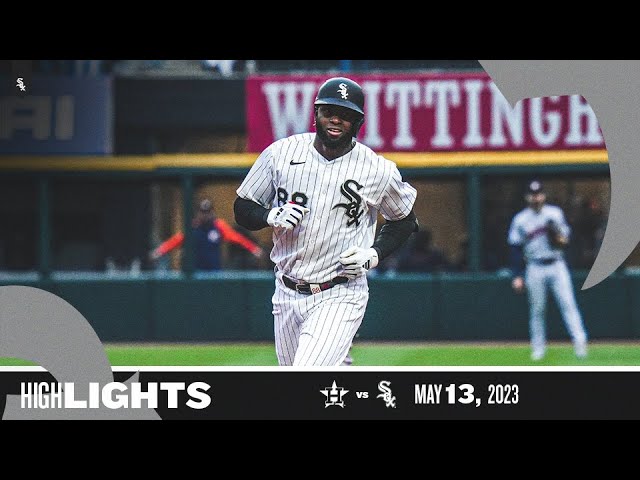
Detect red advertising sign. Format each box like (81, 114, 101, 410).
(246, 73, 605, 153)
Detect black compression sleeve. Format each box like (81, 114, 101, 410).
(509, 244, 525, 277)
(372, 210, 419, 261)
(234, 197, 270, 231)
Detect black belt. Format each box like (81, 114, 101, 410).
(530, 258, 558, 265)
(282, 275, 349, 295)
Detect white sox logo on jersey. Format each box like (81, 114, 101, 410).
(338, 83, 348, 99)
(332, 179, 364, 227)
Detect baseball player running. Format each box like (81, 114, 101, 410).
(234, 77, 418, 366)
(508, 180, 588, 361)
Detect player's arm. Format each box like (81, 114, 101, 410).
(370, 165, 419, 260)
(547, 210, 571, 247)
(149, 232, 185, 260)
(234, 197, 310, 231)
(234, 197, 271, 231)
(509, 243, 526, 293)
(547, 220, 569, 248)
(372, 210, 419, 261)
(234, 144, 276, 231)
(214, 218, 263, 257)
(339, 210, 418, 279)
(339, 166, 418, 278)
(509, 244, 525, 276)
(507, 218, 525, 293)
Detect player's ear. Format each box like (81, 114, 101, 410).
(355, 117, 364, 136)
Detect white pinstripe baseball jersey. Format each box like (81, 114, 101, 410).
(236, 133, 417, 283)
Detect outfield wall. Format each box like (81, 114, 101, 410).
(0, 271, 634, 342)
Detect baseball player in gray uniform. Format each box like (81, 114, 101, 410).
(234, 77, 418, 366)
(508, 180, 588, 361)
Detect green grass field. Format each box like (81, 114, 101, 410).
(3, 341, 640, 366)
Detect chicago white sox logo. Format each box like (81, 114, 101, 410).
(338, 83, 348, 99)
(332, 179, 364, 227)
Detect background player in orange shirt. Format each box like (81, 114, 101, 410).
(150, 198, 263, 270)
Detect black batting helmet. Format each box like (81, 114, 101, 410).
(314, 77, 365, 116)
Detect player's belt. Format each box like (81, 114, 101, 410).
(282, 275, 349, 295)
(529, 258, 558, 265)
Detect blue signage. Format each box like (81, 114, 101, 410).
(0, 76, 112, 154)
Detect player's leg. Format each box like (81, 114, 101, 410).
(272, 280, 305, 366)
(550, 261, 588, 358)
(341, 346, 354, 366)
(293, 286, 368, 367)
(525, 264, 548, 360)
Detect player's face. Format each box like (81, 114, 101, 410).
(526, 192, 546, 210)
(315, 105, 360, 150)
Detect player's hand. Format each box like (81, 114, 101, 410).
(512, 276, 525, 294)
(547, 219, 569, 248)
(253, 247, 264, 258)
(338, 246, 379, 279)
(267, 203, 310, 230)
(149, 250, 161, 261)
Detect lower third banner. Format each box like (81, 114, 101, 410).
(0, 367, 638, 420)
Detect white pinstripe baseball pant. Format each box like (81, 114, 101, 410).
(271, 273, 368, 366)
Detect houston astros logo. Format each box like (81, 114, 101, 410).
(320, 381, 349, 408)
(333, 179, 364, 227)
(338, 83, 348, 99)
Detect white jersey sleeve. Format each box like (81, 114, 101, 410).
(236, 143, 276, 208)
(508, 213, 525, 246)
(376, 159, 417, 221)
(549, 205, 571, 238)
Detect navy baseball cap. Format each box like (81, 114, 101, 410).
(527, 180, 544, 194)
(199, 199, 212, 212)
